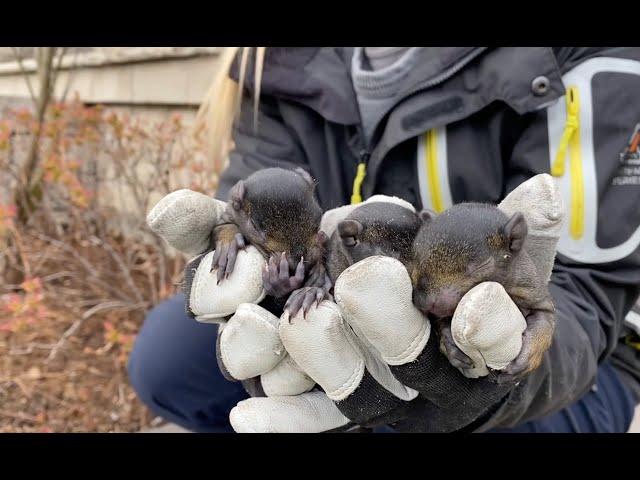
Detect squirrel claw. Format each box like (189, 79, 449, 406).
(263, 252, 306, 298)
(284, 286, 328, 321)
(211, 235, 245, 283)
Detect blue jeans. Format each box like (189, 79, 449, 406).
(128, 294, 637, 433)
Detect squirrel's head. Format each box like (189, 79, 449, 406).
(336, 202, 422, 266)
(410, 203, 528, 319)
(227, 167, 322, 266)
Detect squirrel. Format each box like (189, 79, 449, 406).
(211, 167, 330, 305)
(410, 203, 556, 382)
(284, 201, 423, 320)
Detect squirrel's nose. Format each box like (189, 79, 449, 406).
(428, 302, 454, 318)
(426, 288, 460, 318)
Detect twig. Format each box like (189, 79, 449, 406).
(14, 47, 56, 219)
(49, 47, 68, 97)
(37, 389, 73, 409)
(8, 224, 32, 278)
(30, 231, 135, 303)
(0, 408, 40, 423)
(11, 377, 32, 398)
(30, 242, 56, 275)
(60, 48, 80, 103)
(8, 342, 56, 356)
(91, 236, 145, 304)
(41, 271, 74, 282)
(11, 47, 36, 106)
(45, 300, 145, 364)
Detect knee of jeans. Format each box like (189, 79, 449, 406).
(127, 331, 158, 406)
(127, 303, 184, 407)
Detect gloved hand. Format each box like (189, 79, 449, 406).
(227, 174, 564, 432)
(228, 257, 521, 432)
(146, 189, 421, 399)
(147, 189, 282, 396)
(146, 189, 267, 322)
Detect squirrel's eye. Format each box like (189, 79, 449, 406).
(467, 258, 493, 275)
(503, 254, 512, 261)
(250, 219, 263, 232)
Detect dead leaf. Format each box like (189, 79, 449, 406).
(24, 366, 42, 380)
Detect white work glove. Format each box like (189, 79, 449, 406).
(225, 174, 564, 432)
(145, 189, 413, 397)
(147, 189, 266, 321)
(147, 189, 275, 395)
(210, 195, 422, 402)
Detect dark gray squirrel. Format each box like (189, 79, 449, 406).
(212, 166, 425, 319)
(210, 167, 330, 310)
(410, 203, 556, 382)
(284, 201, 423, 320)
(212, 168, 554, 383)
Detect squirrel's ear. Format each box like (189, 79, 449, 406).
(503, 212, 528, 252)
(316, 230, 329, 248)
(294, 167, 316, 188)
(338, 219, 363, 246)
(229, 180, 246, 211)
(418, 209, 437, 224)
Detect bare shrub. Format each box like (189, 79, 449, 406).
(0, 98, 219, 431)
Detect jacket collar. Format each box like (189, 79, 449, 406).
(230, 47, 565, 195)
(230, 47, 361, 124)
(231, 47, 563, 126)
(362, 47, 565, 196)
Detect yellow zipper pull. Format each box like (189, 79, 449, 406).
(625, 333, 640, 351)
(351, 161, 367, 204)
(426, 129, 445, 213)
(551, 85, 584, 240)
(551, 86, 580, 177)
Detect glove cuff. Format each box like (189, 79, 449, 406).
(391, 332, 514, 413)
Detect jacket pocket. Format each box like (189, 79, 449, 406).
(547, 56, 640, 264)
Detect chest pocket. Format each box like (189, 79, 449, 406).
(547, 57, 640, 264)
(416, 127, 453, 213)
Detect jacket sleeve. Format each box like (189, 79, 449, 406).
(477, 47, 640, 429)
(214, 91, 311, 201)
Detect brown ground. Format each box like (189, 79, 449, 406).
(0, 228, 185, 433)
(0, 299, 155, 432)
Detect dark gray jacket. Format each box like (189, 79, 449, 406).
(216, 47, 640, 430)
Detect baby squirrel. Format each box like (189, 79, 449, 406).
(211, 167, 329, 304)
(284, 201, 423, 320)
(410, 203, 556, 383)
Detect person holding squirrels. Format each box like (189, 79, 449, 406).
(128, 47, 640, 433)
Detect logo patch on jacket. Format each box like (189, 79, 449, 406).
(613, 123, 640, 186)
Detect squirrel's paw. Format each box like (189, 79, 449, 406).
(439, 330, 475, 371)
(262, 252, 305, 299)
(211, 229, 246, 284)
(283, 287, 331, 323)
(493, 340, 543, 384)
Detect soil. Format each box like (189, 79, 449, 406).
(0, 304, 155, 432)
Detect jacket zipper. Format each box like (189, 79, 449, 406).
(425, 128, 446, 213)
(364, 48, 489, 200)
(350, 48, 489, 204)
(551, 85, 584, 240)
(351, 149, 370, 204)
